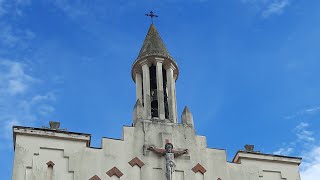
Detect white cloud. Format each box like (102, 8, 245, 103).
(273, 122, 319, 180)
(0, 0, 32, 17)
(0, 23, 36, 48)
(37, 104, 55, 116)
(273, 122, 315, 156)
(295, 122, 315, 143)
(273, 147, 294, 156)
(0, 25, 20, 47)
(0, 0, 36, 49)
(53, 0, 89, 19)
(242, 0, 291, 18)
(0, 60, 36, 95)
(262, 0, 290, 18)
(31, 92, 57, 103)
(0, 60, 57, 143)
(284, 106, 320, 120)
(300, 146, 320, 180)
(305, 107, 320, 113)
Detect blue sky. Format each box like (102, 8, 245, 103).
(0, 0, 320, 179)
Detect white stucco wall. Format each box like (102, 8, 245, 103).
(12, 120, 301, 180)
(234, 153, 301, 180)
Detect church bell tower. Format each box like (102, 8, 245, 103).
(132, 23, 179, 123)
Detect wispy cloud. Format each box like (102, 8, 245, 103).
(242, 0, 291, 18)
(0, 60, 36, 95)
(273, 147, 293, 156)
(273, 122, 319, 180)
(0, 60, 57, 145)
(300, 146, 320, 180)
(295, 122, 315, 143)
(273, 122, 315, 155)
(0, 0, 35, 51)
(284, 106, 320, 120)
(0, 23, 36, 49)
(262, 0, 290, 18)
(0, 0, 59, 146)
(0, 0, 32, 17)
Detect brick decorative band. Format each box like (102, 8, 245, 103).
(89, 175, 101, 180)
(128, 157, 145, 168)
(192, 163, 207, 174)
(106, 167, 123, 178)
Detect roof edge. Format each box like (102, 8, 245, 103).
(232, 151, 302, 165)
(13, 126, 91, 150)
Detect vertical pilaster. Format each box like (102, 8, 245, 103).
(165, 63, 177, 123)
(140, 60, 151, 119)
(173, 74, 178, 123)
(135, 70, 143, 103)
(156, 58, 165, 120)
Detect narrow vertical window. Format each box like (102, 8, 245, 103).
(150, 65, 158, 117)
(129, 157, 145, 180)
(162, 67, 169, 119)
(46, 161, 55, 180)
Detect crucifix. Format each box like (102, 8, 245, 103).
(148, 142, 188, 180)
(145, 11, 158, 24)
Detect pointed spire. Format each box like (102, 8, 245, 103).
(182, 106, 194, 127)
(137, 24, 170, 59)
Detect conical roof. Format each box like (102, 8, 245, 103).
(137, 23, 170, 59)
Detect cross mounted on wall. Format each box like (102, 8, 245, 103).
(147, 140, 188, 180)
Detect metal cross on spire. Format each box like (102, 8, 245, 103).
(145, 11, 158, 23)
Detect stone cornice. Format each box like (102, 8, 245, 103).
(155, 57, 165, 63)
(139, 59, 151, 67)
(233, 151, 302, 165)
(164, 62, 176, 71)
(131, 55, 179, 82)
(13, 126, 91, 149)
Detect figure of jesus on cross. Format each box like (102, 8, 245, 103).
(148, 142, 188, 180)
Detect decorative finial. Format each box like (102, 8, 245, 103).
(145, 11, 158, 24)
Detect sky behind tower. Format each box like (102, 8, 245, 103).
(1, 0, 320, 179)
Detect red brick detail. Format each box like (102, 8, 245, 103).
(128, 157, 145, 168)
(89, 175, 101, 180)
(46, 161, 55, 168)
(192, 163, 206, 174)
(106, 167, 123, 178)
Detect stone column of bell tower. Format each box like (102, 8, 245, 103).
(132, 23, 179, 123)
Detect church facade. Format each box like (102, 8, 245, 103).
(12, 23, 302, 180)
